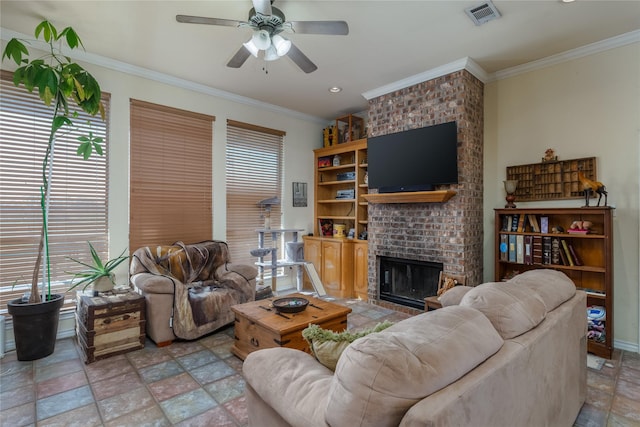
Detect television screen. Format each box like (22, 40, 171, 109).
(367, 121, 458, 193)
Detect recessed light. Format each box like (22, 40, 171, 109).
(329, 87, 342, 93)
(561, 0, 576, 3)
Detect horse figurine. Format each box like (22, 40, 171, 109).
(578, 170, 607, 207)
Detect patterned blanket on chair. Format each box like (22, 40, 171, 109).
(132, 240, 254, 339)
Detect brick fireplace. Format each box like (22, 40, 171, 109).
(366, 69, 484, 313)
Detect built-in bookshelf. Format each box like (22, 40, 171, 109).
(494, 207, 614, 359)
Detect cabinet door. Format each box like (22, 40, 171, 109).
(354, 242, 368, 301)
(303, 238, 323, 288)
(321, 241, 342, 294)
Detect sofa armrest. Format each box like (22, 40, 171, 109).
(217, 263, 258, 283)
(243, 348, 333, 426)
(130, 273, 178, 294)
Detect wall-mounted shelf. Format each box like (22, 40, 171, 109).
(362, 190, 456, 204)
(507, 157, 597, 202)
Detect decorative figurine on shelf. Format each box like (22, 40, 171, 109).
(578, 169, 608, 207)
(503, 179, 518, 208)
(542, 148, 557, 162)
(568, 220, 593, 234)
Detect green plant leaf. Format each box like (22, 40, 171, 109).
(2, 38, 29, 65)
(35, 20, 58, 43)
(61, 27, 84, 50)
(52, 115, 72, 134)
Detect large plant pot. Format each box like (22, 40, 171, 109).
(7, 294, 64, 361)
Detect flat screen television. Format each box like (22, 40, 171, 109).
(367, 121, 458, 193)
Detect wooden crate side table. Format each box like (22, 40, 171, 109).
(75, 290, 146, 364)
(231, 293, 351, 360)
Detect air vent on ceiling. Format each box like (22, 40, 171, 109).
(465, 1, 501, 26)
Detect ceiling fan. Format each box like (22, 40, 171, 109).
(176, 0, 349, 73)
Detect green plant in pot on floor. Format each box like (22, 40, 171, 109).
(2, 20, 105, 360)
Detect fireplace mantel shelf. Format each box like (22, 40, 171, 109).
(362, 190, 457, 204)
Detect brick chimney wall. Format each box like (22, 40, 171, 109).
(366, 70, 484, 313)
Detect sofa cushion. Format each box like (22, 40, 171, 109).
(438, 285, 474, 307)
(460, 281, 546, 339)
(507, 269, 576, 311)
(302, 321, 394, 371)
(325, 305, 504, 427)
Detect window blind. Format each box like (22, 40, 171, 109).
(226, 120, 284, 268)
(0, 70, 110, 313)
(129, 100, 214, 252)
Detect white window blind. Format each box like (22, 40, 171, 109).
(129, 100, 214, 252)
(0, 70, 110, 313)
(226, 120, 284, 268)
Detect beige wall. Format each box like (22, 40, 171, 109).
(483, 42, 640, 350)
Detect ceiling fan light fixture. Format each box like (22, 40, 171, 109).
(271, 34, 291, 56)
(252, 29, 271, 50)
(243, 39, 260, 57)
(264, 46, 280, 61)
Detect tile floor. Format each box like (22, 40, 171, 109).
(1, 298, 639, 427)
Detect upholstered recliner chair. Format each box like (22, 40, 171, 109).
(130, 240, 257, 346)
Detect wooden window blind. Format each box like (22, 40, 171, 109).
(129, 100, 214, 252)
(0, 70, 110, 313)
(226, 120, 284, 267)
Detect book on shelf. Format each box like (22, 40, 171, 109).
(502, 215, 511, 232)
(508, 235, 517, 262)
(560, 239, 575, 266)
(319, 219, 333, 237)
(558, 242, 570, 266)
(499, 234, 508, 261)
(551, 237, 562, 265)
(568, 242, 583, 266)
(528, 214, 541, 233)
(516, 214, 526, 232)
(524, 235, 533, 264)
(511, 214, 520, 232)
(516, 235, 524, 264)
(542, 236, 552, 264)
(540, 216, 549, 233)
(532, 235, 543, 264)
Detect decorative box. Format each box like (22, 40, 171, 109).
(75, 290, 146, 363)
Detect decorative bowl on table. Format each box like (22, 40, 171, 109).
(272, 297, 309, 313)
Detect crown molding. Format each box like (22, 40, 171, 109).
(0, 27, 326, 125)
(361, 57, 490, 101)
(487, 30, 640, 83)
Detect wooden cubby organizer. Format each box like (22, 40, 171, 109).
(507, 157, 596, 201)
(494, 207, 614, 359)
(305, 138, 368, 300)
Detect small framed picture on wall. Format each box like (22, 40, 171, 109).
(293, 182, 307, 207)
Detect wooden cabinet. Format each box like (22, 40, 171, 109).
(494, 207, 614, 359)
(307, 138, 369, 299)
(303, 236, 354, 298)
(354, 241, 369, 301)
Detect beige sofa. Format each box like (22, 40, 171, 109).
(243, 269, 587, 427)
(130, 240, 257, 345)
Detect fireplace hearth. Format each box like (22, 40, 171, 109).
(379, 257, 442, 310)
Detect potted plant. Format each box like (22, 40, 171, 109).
(2, 20, 105, 360)
(67, 242, 129, 293)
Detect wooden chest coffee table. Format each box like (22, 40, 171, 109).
(231, 293, 351, 360)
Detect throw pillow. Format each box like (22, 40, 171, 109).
(302, 321, 393, 371)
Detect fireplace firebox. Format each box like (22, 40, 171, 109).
(379, 257, 442, 309)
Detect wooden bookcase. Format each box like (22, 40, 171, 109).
(494, 207, 614, 359)
(307, 138, 368, 298)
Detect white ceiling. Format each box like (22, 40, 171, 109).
(1, 1, 639, 121)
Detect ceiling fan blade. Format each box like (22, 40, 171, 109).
(227, 46, 252, 68)
(176, 15, 242, 27)
(286, 43, 317, 73)
(252, 0, 272, 16)
(288, 21, 349, 35)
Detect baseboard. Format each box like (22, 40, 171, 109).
(614, 339, 639, 354)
